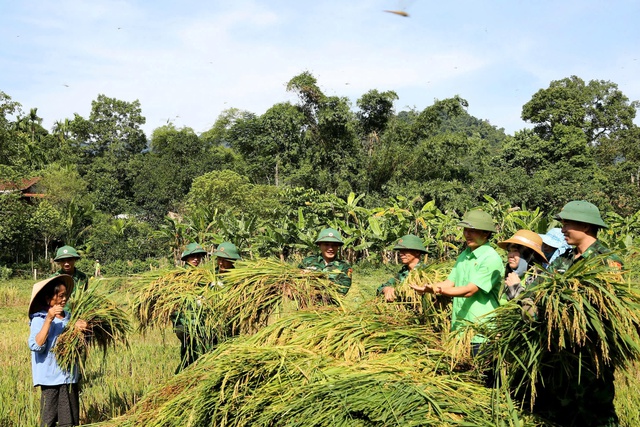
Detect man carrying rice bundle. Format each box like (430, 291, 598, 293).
(529, 200, 622, 426)
(212, 241, 241, 275)
(299, 228, 352, 295)
(52, 246, 88, 296)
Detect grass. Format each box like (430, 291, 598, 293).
(2, 259, 640, 426)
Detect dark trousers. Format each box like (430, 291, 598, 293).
(40, 383, 80, 427)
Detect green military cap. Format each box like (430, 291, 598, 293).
(181, 243, 208, 261)
(54, 245, 81, 262)
(212, 242, 242, 261)
(393, 234, 427, 253)
(457, 210, 496, 232)
(554, 200, 608, 228)
(315, 228, 344, 245)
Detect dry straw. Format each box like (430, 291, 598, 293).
(54, 285, 131, 376)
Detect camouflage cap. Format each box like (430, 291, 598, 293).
(554, 200, 608, 229)
(212, 242, 241, 261)
(54, 245, 81, 262)
(393, 234, 427, 253)
(315, 228, 344, 245)
(457, 210, 496, 232)
(181, 243, 208, 261)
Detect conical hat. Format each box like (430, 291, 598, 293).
(28, 275, 74, 316)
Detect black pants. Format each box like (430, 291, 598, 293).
(40, 383, 80, 427)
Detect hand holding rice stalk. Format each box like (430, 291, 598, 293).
(399, 262, 452, 331)
(54, 285, 131, 376)
(477, 252, 640, 409)
(217, 258, 345, 336)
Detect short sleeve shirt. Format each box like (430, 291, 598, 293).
(447, 243, 503, 340)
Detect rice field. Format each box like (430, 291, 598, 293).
(2, 261, 640, 426)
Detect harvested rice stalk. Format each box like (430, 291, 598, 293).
(244, 305, 448, 364)
(132, 265, 226, 349)
(395, 262, 452, 331)
(217, 258, 345, 335)
(98, 343, 540, 427)
(478, 252, 640, 409)
(54, 285, 131, 377)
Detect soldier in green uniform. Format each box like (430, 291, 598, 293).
(181, 243, 207, 267)
(212, 242, 241, 274)
(52, 246, 88, 298)
(299, 228, 352, 295)
(173, 242, 208, 373)
(377, 234, 427, 302)
(530, 201, 621, 426)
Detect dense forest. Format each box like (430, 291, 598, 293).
(1, 72, 639, 275)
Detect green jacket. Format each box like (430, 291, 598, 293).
(299, 255, 352, 295)
(376, 262, 424, 295)
(548, 239, 623, 273)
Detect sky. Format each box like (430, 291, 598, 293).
(2, 0, 639, 137)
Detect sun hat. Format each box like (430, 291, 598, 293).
(498, 230, 547, 262)
(457, 210, 496, 232)
(393, 234, 427, 253)
(28, 275, 74, 316)
(539, 228, 566, 249)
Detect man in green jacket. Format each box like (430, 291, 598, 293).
(409, 210, 503, 353)
(299, 228, 352, 295)
(377, 234, 427, 302)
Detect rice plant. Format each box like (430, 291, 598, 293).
(54, 285, 131, 377)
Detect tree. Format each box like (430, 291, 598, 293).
(522, 75, 639, 146)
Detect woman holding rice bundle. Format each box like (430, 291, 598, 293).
(496, 230, 546, 304)
(28, 275, 89, 427)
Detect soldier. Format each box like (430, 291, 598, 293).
(377, 234, 427, 302)
(409, 210, 503, 355)
(212, 242, 241, 274)
(181, 243, 207, 267)
(52, 246, 88, 297)
(530, 200, 621, 426)
(173, 242, 208, 373)
(299, 228, 352, 295)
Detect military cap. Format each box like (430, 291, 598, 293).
(181, 243, 208, 261)
(315, 228, 344, 245)
(393, 234, 427, 253)
(212, 242, 242, 261)
(54, 245, 81, 262)
(457, 210, 496, 232)
(554, 200, 608, 228)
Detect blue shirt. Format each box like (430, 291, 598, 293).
(28, 310, 78, 387)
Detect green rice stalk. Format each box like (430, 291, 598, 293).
(476, 252, 640, 409)
(216, 258, 346, 336)
(54, 285, 131, 377)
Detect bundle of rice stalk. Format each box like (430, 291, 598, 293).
(132, 265, 227, 347)
(244, 304, 448, 365)
(216, 258, 345, 335)
(99, 344, 536, 427)
(477, 252, 640, 409)
(396, 262, 452, 331)
(54, 285, 131, 376)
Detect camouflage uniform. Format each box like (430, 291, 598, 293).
(532, 201, 621, 427)
(299, 255, 352, 295)
(53, 269, 88, 295)
(376, 262, 423, 295)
